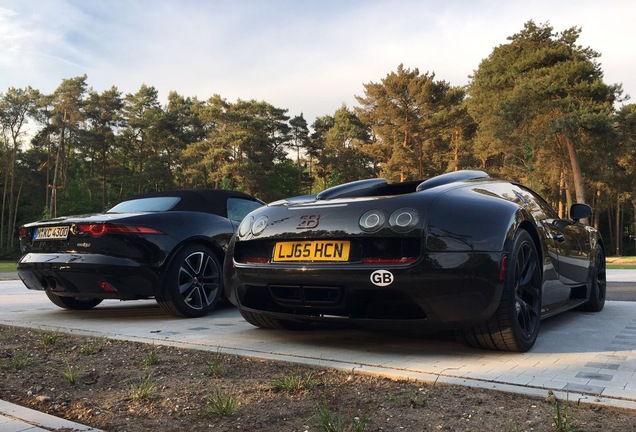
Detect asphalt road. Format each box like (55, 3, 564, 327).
(607, 282, 636, 301)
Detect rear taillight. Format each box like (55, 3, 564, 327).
(244, 257, 270, 264)
(19, 227, 28, 239)
(75, 224, 163, 237)
(98, 281, 118, 292)
(499, 255, 508, 281)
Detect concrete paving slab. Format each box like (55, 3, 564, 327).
(607, 269, 636, 282)
(0, 400, 102, 431)
(1, 279, 636, 414)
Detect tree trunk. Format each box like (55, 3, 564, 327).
(0, 171, 7, 249)
(633, 199, 636, 242)
(607, 206, 614, 255)
(632, 199, 636, 255)
(50, 136, 63, 218)
(7, 140, 16, 249)
(11, 180, 22, 249)
(418, 140, 423, 179)
(615, 197, 621, 256)
(558, 170, 565, 218)
(594, 190, 601, 230)
(565, 183, 572, 217)
(453, 129, 459, 171)
(401, 130, 409, 182)
(101, 148, 107, 211)
(562, 134, 586, 204)
(45, 136, 51, 211)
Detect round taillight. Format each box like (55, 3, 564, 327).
(238, 216, 253, 238)
(389, 208, 420, 233)
(359, 210, 385, 232)
(251, 216, 268, 236)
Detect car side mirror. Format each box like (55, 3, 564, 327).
(570, 203, 592, 221)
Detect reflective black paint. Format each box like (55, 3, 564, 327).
(17, 190, 263, 316)
(224, 173, 603, 330)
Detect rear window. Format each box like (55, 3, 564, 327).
(108, 197, 181, 213)
(227, 198, 263, 221)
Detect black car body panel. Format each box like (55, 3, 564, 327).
(18, 211, 233, 298)
(18, 189, 263, 317)
(224, 171, 605, 350)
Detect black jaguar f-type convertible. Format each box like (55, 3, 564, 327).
(17, 189, 263, 318)
(224, 170, 606, 352)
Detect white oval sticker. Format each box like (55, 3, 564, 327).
(370, 269, 393, 287)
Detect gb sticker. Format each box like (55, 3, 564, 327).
(370, 269, 394, 286)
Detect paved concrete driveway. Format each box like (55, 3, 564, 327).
(1, 277, 635, 411)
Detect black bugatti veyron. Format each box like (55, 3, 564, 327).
(17, 189, 263, 318)
(224, 170, 606, 352)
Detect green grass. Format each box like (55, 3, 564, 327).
(56, 357, 82, 385)
(78, 339, 104, 355)
(3, 349, 34, 371)
(0, 262, 16, 273)
(202, 386, 237, 417)
(606, 256, 636, 269)
(606, 264, 636, 269)
(140, 345, 160, 366)
(35, 329, 62, 346)
(270, 370, 320, 393)
(204, 352, 225, 377)
(314, 401, 368, 432)
(129, 372, 156, 401)
(0, 327, 18, 341)
(552, 394, 577, 432)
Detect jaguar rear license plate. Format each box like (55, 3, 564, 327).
(273, 240, 350, 262)
(33, 226, 70, 241)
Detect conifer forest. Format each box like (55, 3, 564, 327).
(2, 22, 636, 258)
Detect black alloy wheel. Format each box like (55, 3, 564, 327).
(157, 245, 222, 318)
(578, 245, 606, 312)
(459, 229, 542, 352)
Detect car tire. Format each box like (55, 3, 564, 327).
(240, 309, 308, 330)
(45, 291, 103, 310)
(157, 245, 222, 318)
(458, 229, 542, 352)
(578, 245, 606, 312)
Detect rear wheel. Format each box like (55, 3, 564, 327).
(240, 309, 308, 330)
(578, 245, 606, 312)
(458, 229, 542, 352)
(45, 292, 103, 310)
(157, 245, 222, 318)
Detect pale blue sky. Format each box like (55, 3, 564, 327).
(1, 0, 633, 123)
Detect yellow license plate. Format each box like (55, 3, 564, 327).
(273, 240, 350, 262)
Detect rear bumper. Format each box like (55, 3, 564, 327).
(225, 251, 505, 328)
(17, 253, 161, 300)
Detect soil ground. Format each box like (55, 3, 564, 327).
(0, 324, 634, 432)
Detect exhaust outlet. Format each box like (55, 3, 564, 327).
(42, 277, 58, 290)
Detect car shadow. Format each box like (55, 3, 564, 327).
(30, 299, 634, 356)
